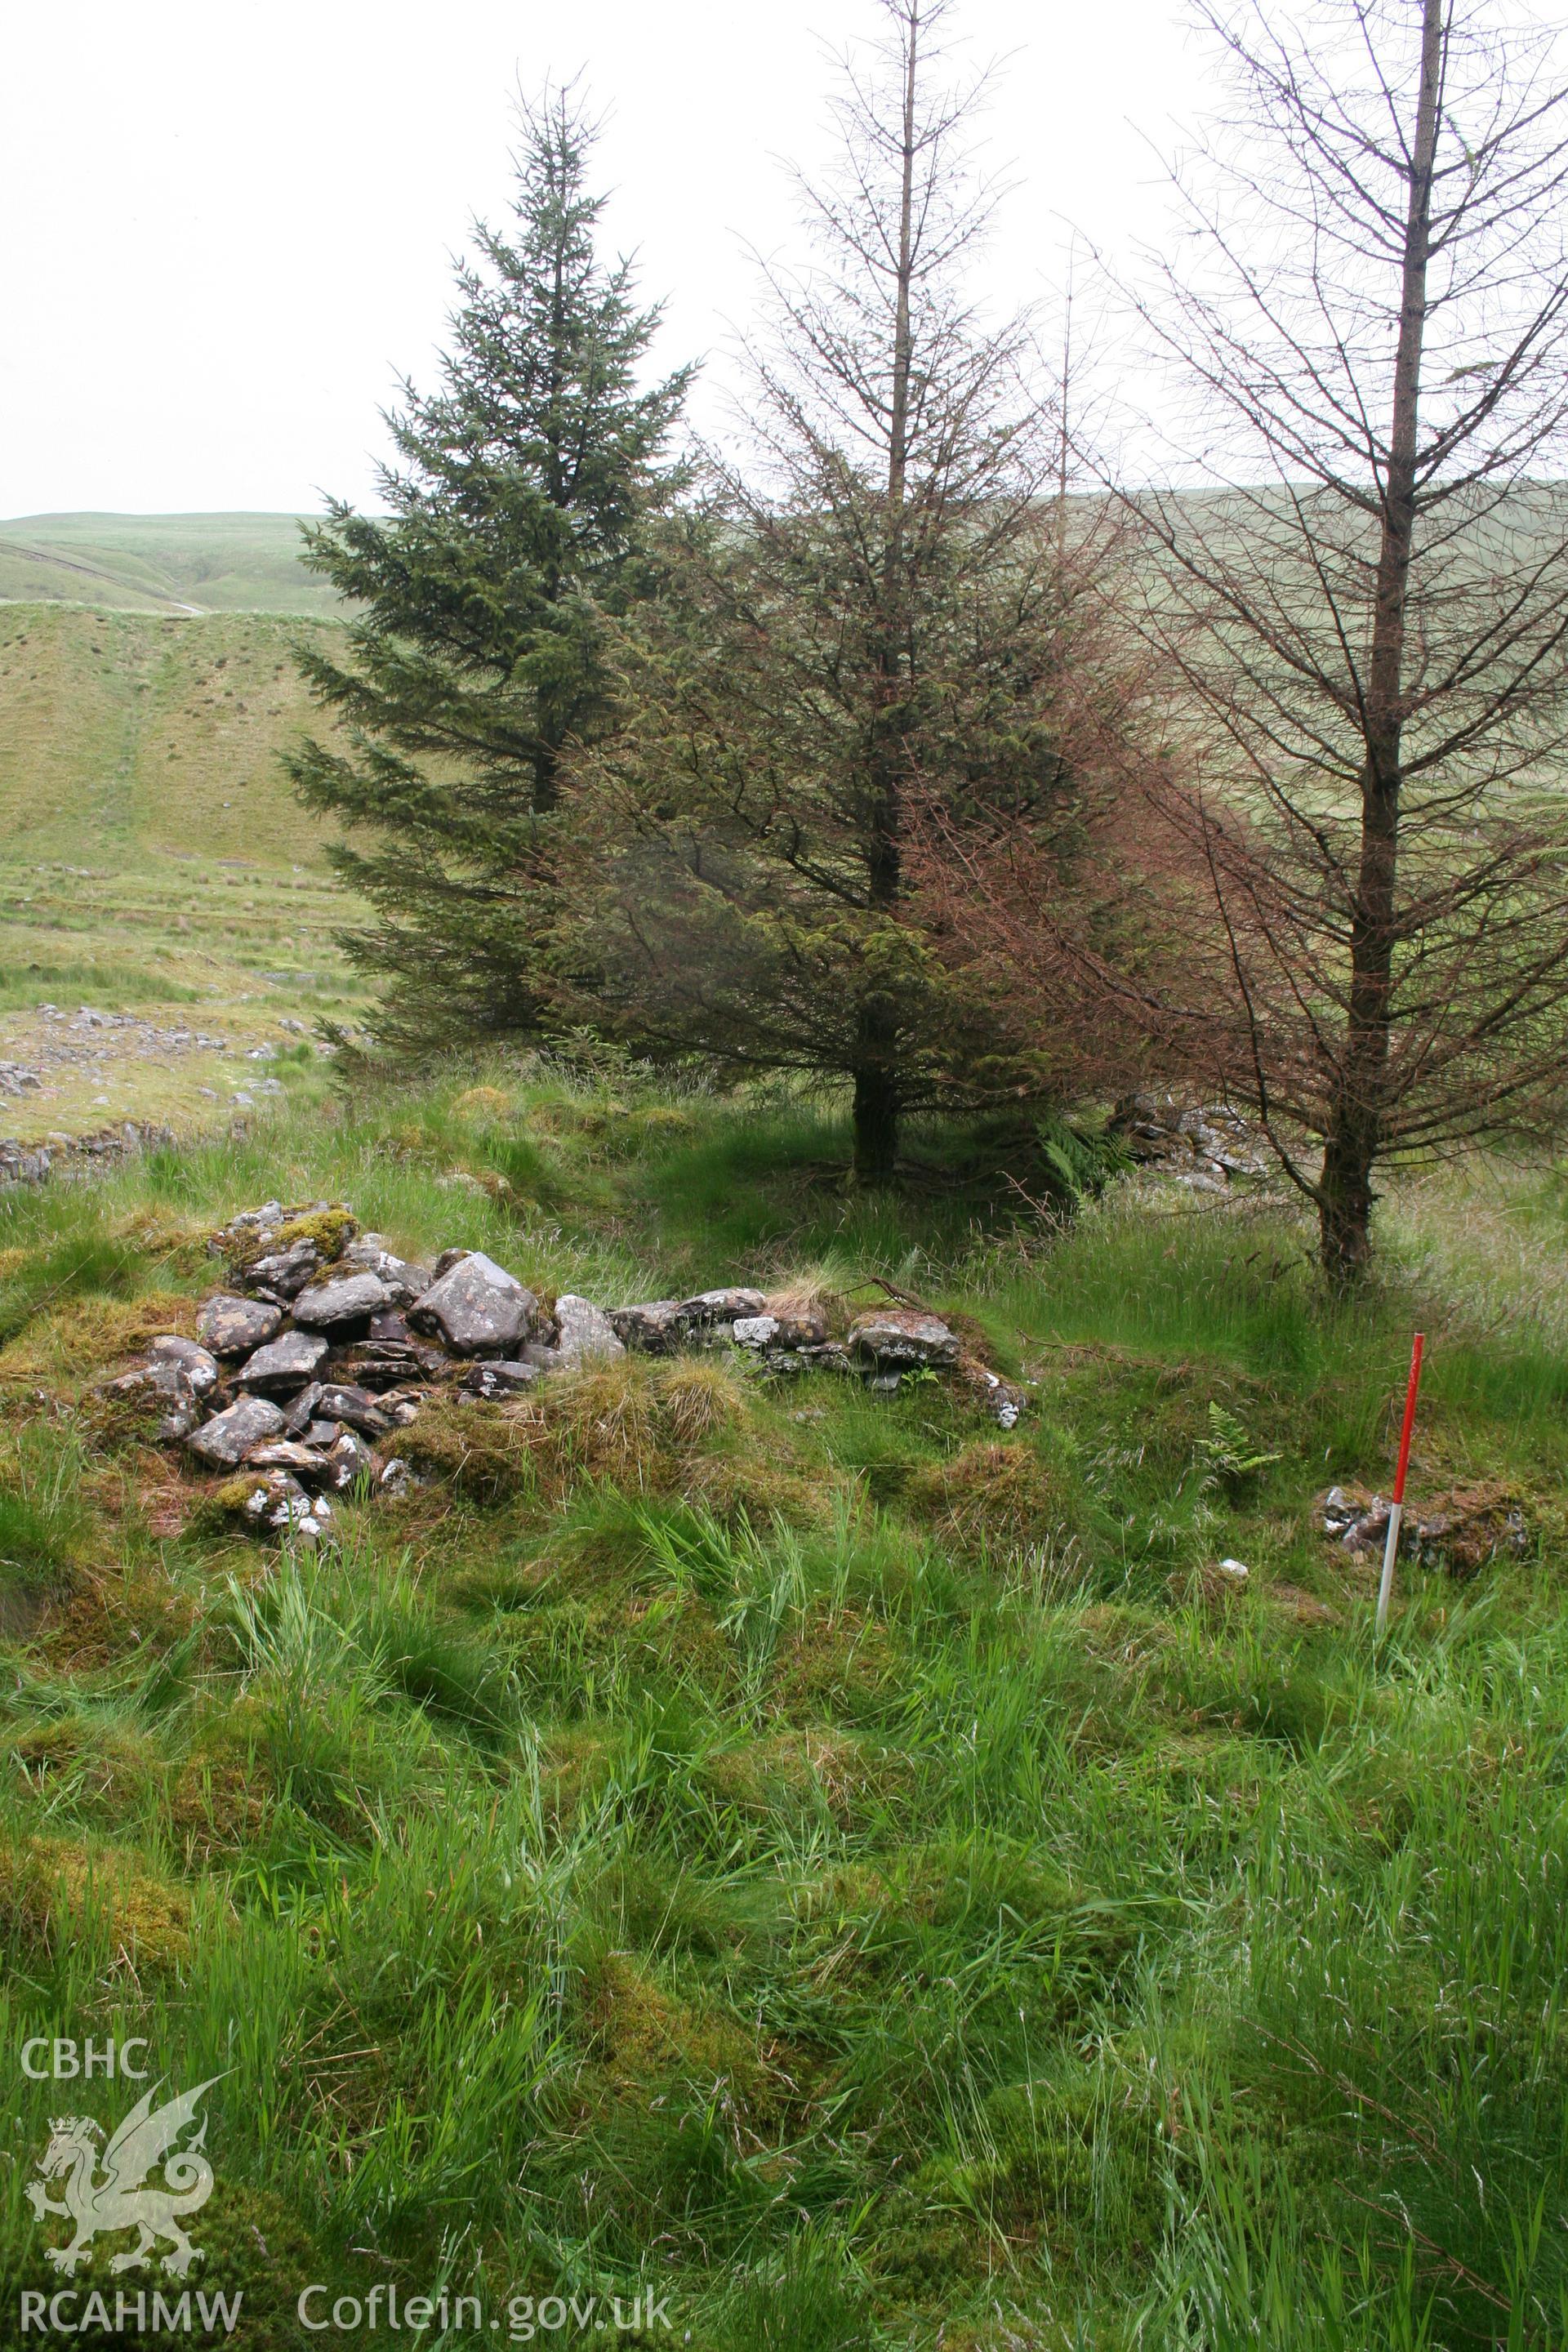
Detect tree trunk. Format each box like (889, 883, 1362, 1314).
(853, 1045, 900, 1184)
(1318, 1117, 1379, 1289)
(532, 739, 560, 815)
(1316, 0, 1441, 1286)
(850, 1, 920, 1189)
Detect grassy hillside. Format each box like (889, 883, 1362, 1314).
(0, 1074, 1564, 2346)
(0, 604, 344, 870)
(0, 514, 341, 617)
(0, 603, 374, 1138)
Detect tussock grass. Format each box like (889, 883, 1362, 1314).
(0, 1072, 1566, 2344)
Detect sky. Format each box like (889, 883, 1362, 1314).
(0, 0, 1215, 519)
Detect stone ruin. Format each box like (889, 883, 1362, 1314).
(1111, 1094, 1272, 1192)
(105, 1200, 1026, 1543)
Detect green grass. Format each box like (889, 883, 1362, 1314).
(0, 513, 342, 617)
(0, 603, 347, 870)
(0, 597, 381, 1139)
(1, 1067, 1566, 2346)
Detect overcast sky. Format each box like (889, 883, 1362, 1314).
(0, 0, 1214, 519)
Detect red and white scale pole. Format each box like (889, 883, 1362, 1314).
(1375, 1333, 1426, 1639)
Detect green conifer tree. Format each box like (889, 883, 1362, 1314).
(287, 83, 689, 1047)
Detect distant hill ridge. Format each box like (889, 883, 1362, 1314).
(0, 512, 344, 618)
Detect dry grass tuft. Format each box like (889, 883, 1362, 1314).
(909, 1439, 1081, 1557)
(586, 1951, 767, 2106)
(401, 1358, 746, 1505)
(655, 1356, 750, 1447)
(170, 1714, 273, 1860)
(9, 1716, 163, 1824)
(546, 1359, 665, 1488)
(4, 1289, 195, 1390)
(42, 1562, 200, 1674)
(401, 1356, 790, 1518)
(764, 1280, 836, 1323)
(679, 1450, 832, 1530)
(452, 1085, 513, 1121)
(702, 1727, 895, 1824)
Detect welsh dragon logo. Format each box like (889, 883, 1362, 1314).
(25, 2077, 221, 2278)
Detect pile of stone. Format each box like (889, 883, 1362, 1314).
(33, 1003, 229, 1053)
(608, 1292, 1022, 1420)
(105, 1200, 1025, 1542)
(1319, 1481, 1529, 1579)
(0, 1120, 177, 1189)
(1111, 1094, 1272, 1192)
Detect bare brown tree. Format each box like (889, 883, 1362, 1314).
(1088, 0, 1568, 1283)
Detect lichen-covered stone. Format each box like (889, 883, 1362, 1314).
(772, 1307, 830, 1348)
(185, 1395, 286, 1467)
(551, 1294, 626, 1366)
(235, 1329, 331, 1394)
(606, 1299, 684, 1352)
(243, 1239, 323, 1298)
(282, 1382, 326, 1436)
(220, 1468, 334, 1542)
(197, 1294, 283, 1357)
(340, 1244, 430, 1303)
(233, 1200, 284, 1231)
(677, 1287, 767, 1328)
(849, 1310, 960, 1369)
(314, 1383, 393, 1437)
(264, 1207, 358, 1263)
(108, 1359, 191, 1406)
(1317, 1481, 1528, 1579)
(212, 1202, 283, 1255)
(328, 1339, 448, 1391)
(458, 1359, 539, 1398)
(243, 1440, 333, 1479)
(322, 1431, 376, 1490)
(290, 1272, 390, 1330)
(149, 1335, 221, 1395)
(410, 1250, 537, 1356)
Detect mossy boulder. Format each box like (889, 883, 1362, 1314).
(226, 1205, 356, 1275)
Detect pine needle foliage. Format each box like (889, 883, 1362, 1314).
(287, 83, 691, 1051)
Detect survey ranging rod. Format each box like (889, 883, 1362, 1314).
(1375, 1333, 1426, 1639)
